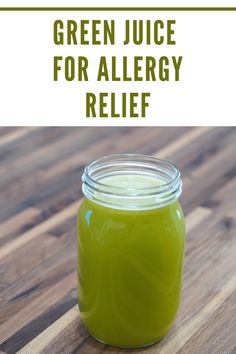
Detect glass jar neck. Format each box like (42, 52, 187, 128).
(82, 154, 182, 211)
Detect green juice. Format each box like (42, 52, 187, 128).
(77, 174, 185, 347)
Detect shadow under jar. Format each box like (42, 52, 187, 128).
(77, 154, 185, 348)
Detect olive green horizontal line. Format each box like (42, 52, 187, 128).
(0, 7, 236, 11)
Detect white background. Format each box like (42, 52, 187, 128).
(0, 0, 236, 125)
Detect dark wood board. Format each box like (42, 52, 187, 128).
(0, 127, 235, 354)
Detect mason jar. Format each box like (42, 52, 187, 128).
(77, 154, 185, 348)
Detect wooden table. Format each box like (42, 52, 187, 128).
(0, 127, 235, 354)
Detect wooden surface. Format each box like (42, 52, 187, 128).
(0, 127, 236, 354)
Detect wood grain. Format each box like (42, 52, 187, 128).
(0, 127, 235, 354)
(0, 128, 39, 147)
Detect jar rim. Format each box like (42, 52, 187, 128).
(82, 154, 182, 210)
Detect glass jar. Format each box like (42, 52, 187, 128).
(77, 154, 185, 348)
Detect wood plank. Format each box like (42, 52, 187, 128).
(0, 272, 76, 344)
(0, 229, 74, 298)
(156, 272, 236, 354)
(17, 306, 79, 354)
(180, 290, 236, 354)
(182, 137, 236, 213)
(0, 127, 235, 354)
(185, 206, 212, 233)
(0, 246, 76, 325)
(154, 127, 213, 158)
(0, 127, 39, 147)
(0, 208, 40, 240)
(0, 127, 18, 138)
(0, 201, 80, 260)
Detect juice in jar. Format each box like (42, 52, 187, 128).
(77, 155, 185, 348)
